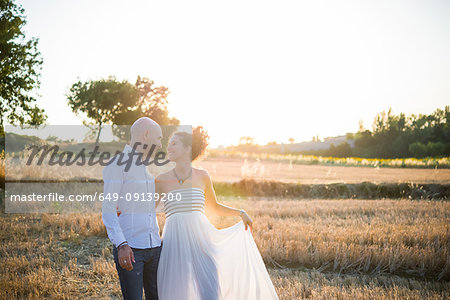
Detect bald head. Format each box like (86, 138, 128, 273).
(129, 117, 162, 154)
(131, 117, 160, 139)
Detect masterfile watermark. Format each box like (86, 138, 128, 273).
(25, 142, 170, 172)
(9, 192, 182, 202)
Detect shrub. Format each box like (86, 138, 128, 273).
(409, 142, 428, 158)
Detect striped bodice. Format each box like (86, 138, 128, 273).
(164, 188, 205, 218)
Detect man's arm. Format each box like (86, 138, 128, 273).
(102, 163, 135, 271)
(101, 163, 126, 247)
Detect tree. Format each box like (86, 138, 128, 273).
(328, 142, 352, 157)
(238, 136, 255, 145)
(67, 76, 179, 145)
(111, 76, 179, 143)
(352, 106, 450, 158)
(371, 108, 408, 157)
(408, 142, 427, 158)
(358, 120, 365, 132)
(0, 0, 46, 137)
(67, 76, 137, 144)
(288, 137, 294, 144)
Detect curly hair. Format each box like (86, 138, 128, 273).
(171, 126, 209, 161)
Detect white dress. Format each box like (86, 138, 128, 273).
(157, 187, 279, 300)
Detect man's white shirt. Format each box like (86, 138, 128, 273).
(102, 144, 162, 249)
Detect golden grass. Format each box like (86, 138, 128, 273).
(270, 269, 449, 299)
(209, 198, 449, 280)
(1, 197, 448, 299)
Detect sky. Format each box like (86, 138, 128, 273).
(14, 0, 450, 147)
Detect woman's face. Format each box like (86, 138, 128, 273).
(167, 135, 190, 161)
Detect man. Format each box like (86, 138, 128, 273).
(102, 117, 163, 299)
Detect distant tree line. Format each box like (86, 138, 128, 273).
(301, 106, 450, 158)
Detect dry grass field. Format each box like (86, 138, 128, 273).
(3, 154, 450, 185)
(1, 196, 448, 299)
(196, 157, 450, 184)
(1, 153, 449, 298)
(207, 150, 450, 169)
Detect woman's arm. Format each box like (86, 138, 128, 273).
(203, 170, 253, 231)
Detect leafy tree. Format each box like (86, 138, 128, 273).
(67, 76, 137, 144)
(0, 0, 46, 197)
(328, 142, 352, 157)
(427, 141, 445, 157)
(354, 130, 374, 148)
(0, 0, 46, 137)
(408, 142, 428, 158)
(355, 106, 450, 158)
(238, 136, 255, 145)
(111, 76, 179, 143)
(67, 76, 179, 145)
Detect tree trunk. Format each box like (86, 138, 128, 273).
(96, 124, 102, 145)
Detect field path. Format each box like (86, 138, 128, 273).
(194, 157, 450, 184)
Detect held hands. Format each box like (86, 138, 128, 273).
(118, 244, 135, 271)
(239, 209, 253, 232)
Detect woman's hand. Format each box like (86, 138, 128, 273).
(240, 210, 253, 232)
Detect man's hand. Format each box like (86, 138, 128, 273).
(118, 245, 135, 271)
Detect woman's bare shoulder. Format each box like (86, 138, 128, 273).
(193, 167, 211, 185)
(193, 167, 209, 177)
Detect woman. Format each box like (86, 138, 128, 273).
(155, 127, 279, 300)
